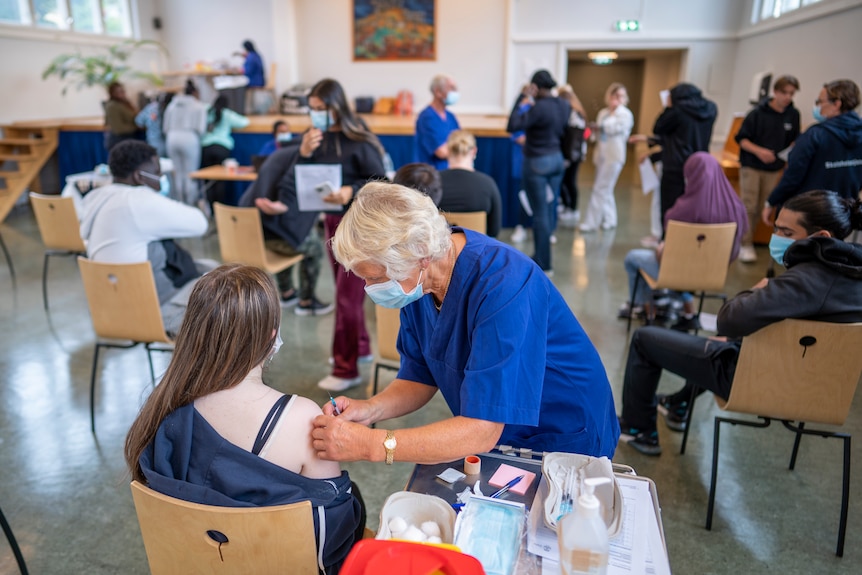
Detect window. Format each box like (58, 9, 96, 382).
(0, 0, 133, 37)
(753, 0, 824, 23)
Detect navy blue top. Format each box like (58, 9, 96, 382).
(244, 51, 265, 87)
(414, 105, 460, 169)
(506, 95, 569, 158)
(397, 228, 620, 457)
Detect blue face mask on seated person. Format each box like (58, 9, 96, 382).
(139, 170, 171, 197)
(365, 269, 425, 309)
(276, 132, 293, 143)
(768, 234, 796, 266)
(309, 109, 334, 131)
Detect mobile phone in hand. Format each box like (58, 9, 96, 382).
(314, 181, 334, 195)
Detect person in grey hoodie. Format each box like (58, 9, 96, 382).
(163, 80, 208, 206)
(763, 79, 862, 225)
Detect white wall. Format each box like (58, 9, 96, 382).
(0, 0, 164, 124)
(728, 1, 862, 131)
(292, 0, 506, 114)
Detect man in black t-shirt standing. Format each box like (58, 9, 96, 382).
(735, 75, 800, 263)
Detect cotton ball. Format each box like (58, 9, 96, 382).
(420, 521, 441, 538)
(427, 535, 443, 545)
(388, 516, 407, 536)
(400, 524, 427, 542)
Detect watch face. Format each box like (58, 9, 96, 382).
(384, 438, 396, 449)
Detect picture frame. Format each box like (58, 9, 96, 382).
(353, 0, 436, 61)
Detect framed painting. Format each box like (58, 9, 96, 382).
(353, 0, 436, 61)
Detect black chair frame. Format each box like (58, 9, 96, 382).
(0, 502, 28, 574)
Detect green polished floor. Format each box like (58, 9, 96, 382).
(1, 169, 860, 574)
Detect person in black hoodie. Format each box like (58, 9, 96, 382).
(126, 264, 365, 574)
(651, 83, 718, 229)
(507, 69, 570, 273)
(735, 75, 801, 263)
(763, 79, 862, 225)
(618, 190, 862, 455)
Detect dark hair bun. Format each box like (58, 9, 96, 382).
(849, 198, 862, 231)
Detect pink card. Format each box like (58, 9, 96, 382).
(488, 463, 535, 495)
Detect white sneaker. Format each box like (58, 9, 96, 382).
(550, 234, 557, 244)
(317, 374, 363, 392)
(578, 224, 596, 233)
(511, 225, 527, 243)
(739, 245, 757, 263)
(328, 354, 374, 366)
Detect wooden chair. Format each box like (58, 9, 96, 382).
(372, 305, 401, 397)
(130, 480, 318, 574)
(213, 203, 303, 274)
(29, 193, 86, 311)
(445, 211, 487, 234)
(627, 221, 737, 333)
(0, 501, 28, 574)
(701, 319, 862, 557)
(78, 258, 173, 434)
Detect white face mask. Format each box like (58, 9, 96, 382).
(272, 330, 283, 356)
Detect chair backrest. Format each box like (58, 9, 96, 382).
(375, 305, 401, 363)
(130, 481, 318, 575)
(213, 203, 269, 268)
(654, 221, 737, 292)
(720, 319, 862, 425)
(445, 211, 487, 235)
(29, 192, 86, 252)
(78, 257, 170, 344)
(265, 62, 277, 91)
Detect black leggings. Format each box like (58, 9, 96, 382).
(560, 160, 581, 210)
(200, 144, 231, 208)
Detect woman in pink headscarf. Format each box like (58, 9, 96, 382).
(621, 152, 748, 329)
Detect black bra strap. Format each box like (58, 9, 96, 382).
(251, 394, 291, 455)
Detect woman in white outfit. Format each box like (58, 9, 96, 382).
(162, 80, 208, 206)
(580, 83, 634, 231)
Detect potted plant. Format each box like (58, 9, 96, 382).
(42, 39, 167, 95)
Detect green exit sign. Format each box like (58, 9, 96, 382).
(615, 20, 640, 32)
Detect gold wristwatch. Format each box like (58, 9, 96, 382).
(383, 430, 397, 465)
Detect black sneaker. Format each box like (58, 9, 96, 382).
(656, 394, 689, 432)
(618, 418, 662, 456)
(671, 314, 701, 332)
(280, 290, 299, 308)
(295, 298, 334, 316)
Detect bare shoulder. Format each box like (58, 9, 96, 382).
(288, 395, 325, 421)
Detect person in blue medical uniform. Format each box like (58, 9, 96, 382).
(414, 74, 461, 169)
(311, 182, 620, 465)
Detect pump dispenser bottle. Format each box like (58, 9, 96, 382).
(558, 477, 610, 575)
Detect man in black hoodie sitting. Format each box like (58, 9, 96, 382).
(652, 83, 718, 229)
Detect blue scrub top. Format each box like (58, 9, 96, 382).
(414, 105, 460, 170)
(397, 228, 620, 457)
(244, 52, 265, 87)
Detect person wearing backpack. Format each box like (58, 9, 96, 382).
(558, 85, 588, 224)
(579, 83, 634, 232)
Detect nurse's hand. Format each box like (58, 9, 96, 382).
(322, 395, 377, 425)
(312, 415, 381, 462)
(322, 185, 354, 206)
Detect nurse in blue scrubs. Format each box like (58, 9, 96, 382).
(311, 182, 620, 465)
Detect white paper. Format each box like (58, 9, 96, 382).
(699, 312, 718, 333)
(659, 89, 670, 108)
(639, 158, 660, 196)
(295, 164, 343, 212)
(777, 144, 794, 162)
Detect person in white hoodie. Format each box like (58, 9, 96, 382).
(580, 83, 634, 232)
(162, 80, 208, 206)
(79, 140, 213, 336)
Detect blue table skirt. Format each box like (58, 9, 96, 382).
(58, 131, 527, 228)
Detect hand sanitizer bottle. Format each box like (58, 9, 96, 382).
(558, 477, 610, 575)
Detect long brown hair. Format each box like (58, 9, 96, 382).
(124, 264, 281, 482)
(558, 84, 586, 117)
(310, 78, 386, 158)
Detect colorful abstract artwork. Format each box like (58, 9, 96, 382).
(353, 0, 436, 61)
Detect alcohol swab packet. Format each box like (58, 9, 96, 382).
(437, 468, 466, 483)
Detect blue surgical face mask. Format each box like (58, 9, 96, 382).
(309, 109, 334, 131)
(812, 105, 827, 123)
(139, 170, 170, 196)
(768, 234, 796, 266)
(445, 90, 460, 106)
(364, 269, 424, 309)
(276, 132, 293, 143)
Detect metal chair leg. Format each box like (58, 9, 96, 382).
(789, 421, 805, 470)
(679, 386, 700, 455)
(706, 416, 722, 530)
(837, 435, 850, 557)
(146, 345, 157, 388)
(89, 343, 102, 434)
(627, 273, 643, 332)
(42, 253, 51, 311)
(0, 504, 28, 575)
(0, 231, 15, 290)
